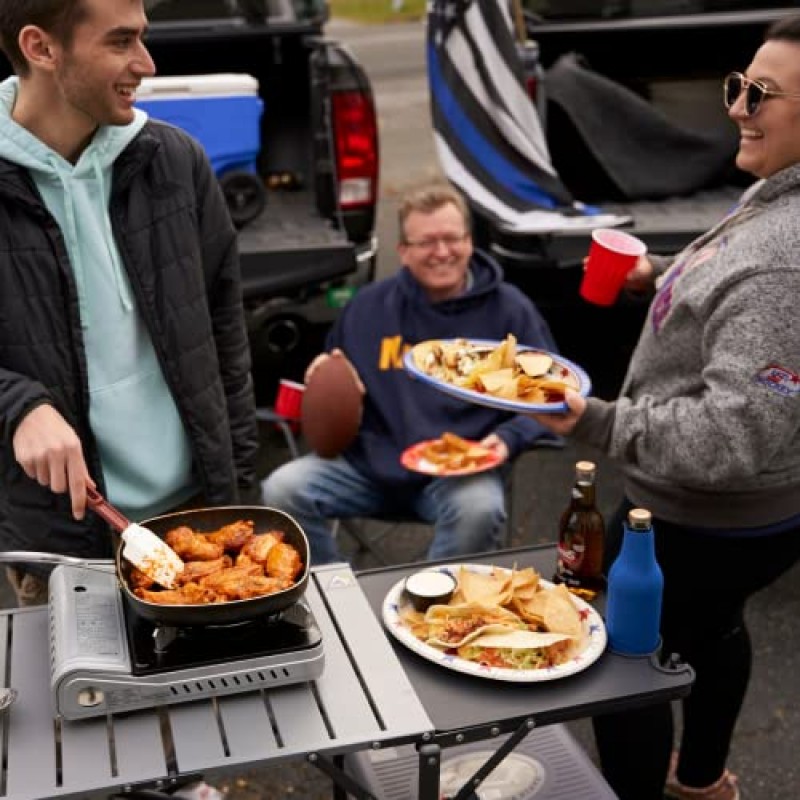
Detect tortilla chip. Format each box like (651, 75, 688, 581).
(509, 596, 545, 627)
(514, 586, 548, 614)
(452, 567, 513, 606)
(541, 584, 583, 638)
(499, 334, 518, 369)
(399, 606, 428, 639)
(476, 369, 515, 394)
(515, 352, 553, 377)
(510, 567, 540, 600)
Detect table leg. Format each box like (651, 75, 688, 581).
(307, 751, 378, 799)
(417, 742, 442, 800)
(449, 718, 536, 800)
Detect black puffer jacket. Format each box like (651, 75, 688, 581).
(0, 120, 259, 558)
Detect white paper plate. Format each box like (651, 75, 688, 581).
(403, 340, 591, 414)
(382, 563, 606, 683)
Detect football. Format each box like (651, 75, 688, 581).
(301, 355, 363, 458)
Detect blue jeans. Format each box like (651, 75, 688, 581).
(261, 455, 507, 564)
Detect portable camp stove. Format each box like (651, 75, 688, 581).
(48, 565, 324, 720)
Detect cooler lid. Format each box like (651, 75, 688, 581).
(137, 73, 259, 99)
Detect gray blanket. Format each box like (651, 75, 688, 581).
(544, 53, 739, 201)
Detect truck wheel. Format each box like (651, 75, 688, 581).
(219, 170, 267, 228)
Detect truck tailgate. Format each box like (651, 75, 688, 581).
(238, 190, 355, 300)
(490, 184, 744, 271)
(601, 184, 743, 250)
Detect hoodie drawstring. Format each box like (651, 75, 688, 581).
(48, 154, 91, 324)
(92, 150, 134, 312)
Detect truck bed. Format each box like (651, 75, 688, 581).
(604, 184, 742, 242)
(489, 183, 743, 271)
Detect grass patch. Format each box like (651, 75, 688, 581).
(329, 0, 427, 24)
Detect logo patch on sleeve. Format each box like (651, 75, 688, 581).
(755, 364, 800, 396)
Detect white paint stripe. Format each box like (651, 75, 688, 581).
(435, 134, 629, 232)
(449, 2, 552, 169)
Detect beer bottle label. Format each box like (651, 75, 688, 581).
(557, 534, 585, 575)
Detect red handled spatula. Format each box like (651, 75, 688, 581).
(86, 487, 184, 588)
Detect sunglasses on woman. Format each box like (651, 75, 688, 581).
(724, 71, 800, 117)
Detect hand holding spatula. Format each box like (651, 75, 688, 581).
(86, 487, 184, 588)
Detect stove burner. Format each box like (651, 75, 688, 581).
(124, 600, 322, 675)
(151, 609, 288, 653)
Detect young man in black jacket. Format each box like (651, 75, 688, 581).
(0, 0, 259, 604)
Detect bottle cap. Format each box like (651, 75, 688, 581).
(576, 460, 596, 479)
(628, 508, 652, 530)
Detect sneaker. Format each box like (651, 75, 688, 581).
(665, 751, 740, 800)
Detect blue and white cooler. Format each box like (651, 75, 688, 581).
(135, 73, 266, 226)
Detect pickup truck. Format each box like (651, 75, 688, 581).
(0, 0, 379, 405)
(476, 1, 794, 399)
(142, 0, 379, 404)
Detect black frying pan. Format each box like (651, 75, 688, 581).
(115, 506, 310, 626)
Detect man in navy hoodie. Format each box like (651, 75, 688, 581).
(263, 181, 557, 564)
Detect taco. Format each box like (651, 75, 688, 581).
(457, 629, 576, 670)
(423, 602, 524, 647)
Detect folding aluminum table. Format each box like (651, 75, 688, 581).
(0, 565, 432, 800)
(0, 547, 694, 800)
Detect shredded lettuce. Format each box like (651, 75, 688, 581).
(458, 645, 549, 670)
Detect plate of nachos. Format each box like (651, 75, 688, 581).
(404, 335, 591, 414)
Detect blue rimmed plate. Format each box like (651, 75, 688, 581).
(403, 339, 591, 414)
(382, 563, 606, 683)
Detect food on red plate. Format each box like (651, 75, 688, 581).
(301, 355, 363, 458)
(416, 432, 495, 472)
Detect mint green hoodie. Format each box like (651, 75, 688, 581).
(0, 77, 197, 520)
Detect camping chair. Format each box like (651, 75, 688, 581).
(256, 407, 301, 459)
(333, 437, 565, 567)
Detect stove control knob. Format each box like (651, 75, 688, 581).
(78, 687, 105, 708)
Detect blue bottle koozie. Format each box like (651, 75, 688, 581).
(605, 508, 664, 656)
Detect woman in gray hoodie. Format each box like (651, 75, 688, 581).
(535, 14, 800, 800)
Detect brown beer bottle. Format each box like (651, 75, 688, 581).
(553, 460, 606, 591)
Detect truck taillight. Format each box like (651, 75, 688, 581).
(331, 90, 378, 209)
(524, 75, 538, 102)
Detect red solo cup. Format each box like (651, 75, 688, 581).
(580, 228, 647, 306)
(274, 379, 305, 422)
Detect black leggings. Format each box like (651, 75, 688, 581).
(592, 501, 800, 800)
